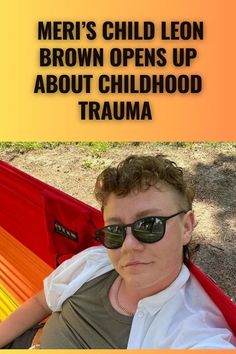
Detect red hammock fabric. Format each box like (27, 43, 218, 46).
(0, 160, 102, 268)
(0, 160, 235, 335)
(186, 260, 236, 336)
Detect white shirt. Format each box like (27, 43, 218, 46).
(44, 246, 236, 349)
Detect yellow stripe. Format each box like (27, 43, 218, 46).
(0, 283, 20, 321)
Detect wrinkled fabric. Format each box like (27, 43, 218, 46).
(44, 246, 236, 349)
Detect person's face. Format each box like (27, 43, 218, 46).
(103, 184, 194, 292)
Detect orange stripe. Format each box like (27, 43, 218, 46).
(0, 226, 53, 304)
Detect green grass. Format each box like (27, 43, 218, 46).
(81, 158, 93, 169)
(78, 142, 123, 156)
(0, 142, 64, 151)
(0, 142, 234, 153)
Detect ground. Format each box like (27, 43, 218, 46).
(0, 142, 235, 300)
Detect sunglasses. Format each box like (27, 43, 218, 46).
(95, 210, 188, 249)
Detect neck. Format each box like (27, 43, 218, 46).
(110, 266, 183, 316)
(116, 277, 134, 316)
(122, 265, 183, 302)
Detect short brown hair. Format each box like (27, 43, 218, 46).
(94, 154, 197, 260)
(94, 154, 194, 210)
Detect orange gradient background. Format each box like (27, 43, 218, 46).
(0, 0, 235, 141)
(4, 350, 236, 354)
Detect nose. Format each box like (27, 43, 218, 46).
(121, 226, 144, 252)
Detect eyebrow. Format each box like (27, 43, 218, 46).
(105, 209, 163, 225)
(135, 209, 163, 219)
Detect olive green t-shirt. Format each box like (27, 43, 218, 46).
(40, 270, 133, 349)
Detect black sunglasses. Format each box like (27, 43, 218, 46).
(95, 210, 188, 249)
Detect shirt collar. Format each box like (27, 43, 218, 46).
(138, 264, 190, 315)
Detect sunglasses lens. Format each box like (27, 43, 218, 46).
(96, 217, 165, 248)
(133, 217, 165, 243)
(98, 225, 124, 249)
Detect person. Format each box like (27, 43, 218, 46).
(0, 154, 235, 349)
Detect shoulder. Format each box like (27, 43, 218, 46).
(136, 265, 235, 348)
(44, 246, 114, 311)
(166, 271, 236, 348)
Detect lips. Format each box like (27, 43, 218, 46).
(124, 261, 151, 267)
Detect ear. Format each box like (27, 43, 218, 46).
(182, 210, 195, 245)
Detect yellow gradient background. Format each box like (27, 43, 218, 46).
(0, 0, 235, 141)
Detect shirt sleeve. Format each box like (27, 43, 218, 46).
(190, 332, 236, 349)
(43, 245, 113, 311)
